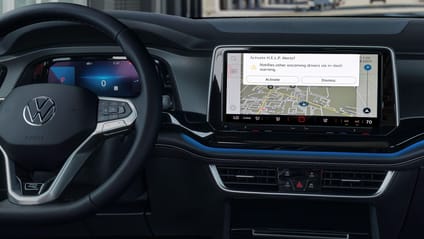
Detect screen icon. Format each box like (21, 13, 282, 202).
(297, 116, 306, 123)
(299, 101, 309, 107)
(364, 64, 372, 71)
(363, 107, 371, 114)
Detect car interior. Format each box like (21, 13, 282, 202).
(0, 0, 424, 238)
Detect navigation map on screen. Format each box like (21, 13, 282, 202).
(225, 53, 379, 119)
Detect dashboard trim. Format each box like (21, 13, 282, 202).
(209, 164, 395, 199)
(165, 113, 213, 138)
(181, 134, 424, 160)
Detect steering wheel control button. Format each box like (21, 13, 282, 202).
(108, 105, 118, 113)
(119, 102, 132, 118)
(98, 100, 133, 122)
(118, 105, 126, 114)
(109, 113, 119, 120)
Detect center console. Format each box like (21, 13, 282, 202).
(157, 45, 412, 239)
(200, 46, 402, 239)
(200, 45, 401, 200)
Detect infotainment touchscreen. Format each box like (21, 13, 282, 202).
(224, 53, 380, 128)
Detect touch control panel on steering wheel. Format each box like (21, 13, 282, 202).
(98, 99, 133, 122)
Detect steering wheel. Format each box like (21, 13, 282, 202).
(0, 3, 161, 222)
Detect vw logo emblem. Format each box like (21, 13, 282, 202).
(23, 96, 56, 126)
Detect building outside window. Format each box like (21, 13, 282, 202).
(0, 0, 201, 18)
(1, 0, 87, 13)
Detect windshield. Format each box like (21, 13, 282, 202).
(0, 0, 424, 17)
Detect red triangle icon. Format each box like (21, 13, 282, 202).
(296, 181, 303, 189)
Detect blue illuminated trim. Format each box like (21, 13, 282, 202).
(181, 134, 424, 160)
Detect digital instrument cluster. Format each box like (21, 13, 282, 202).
(46, 57, 141, 97)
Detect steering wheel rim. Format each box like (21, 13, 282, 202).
(0, 3, 161, 223)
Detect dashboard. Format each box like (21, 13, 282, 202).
(1, 12, 424, 239)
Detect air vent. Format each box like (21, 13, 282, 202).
(212, 165, 392, 197)
(216, 166, 278, 192)
(321, 169, 387, 195)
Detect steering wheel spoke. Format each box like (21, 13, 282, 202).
(1, 138, 96, 205)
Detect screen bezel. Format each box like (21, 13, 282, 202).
(222, 51, 382, 128)
(207, 45, 398, 135)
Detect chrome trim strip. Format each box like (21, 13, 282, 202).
(209, 165, 395, 199)
(340, 179, 361, 183)
(252, 230, 349, 239)
(52, 57, 71, 62)
(164, 112, 213, 138)
(96, 212, 146, 216)
(1, 97, 137, 205)
(206, 45, 400, 128)
(235, 175, 255, 179)
(206, 45, 220, 124)
(391, 47, 401, 127)
(111, 56, 127, 60)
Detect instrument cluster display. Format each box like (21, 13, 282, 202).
(47, 58, 141, 97)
